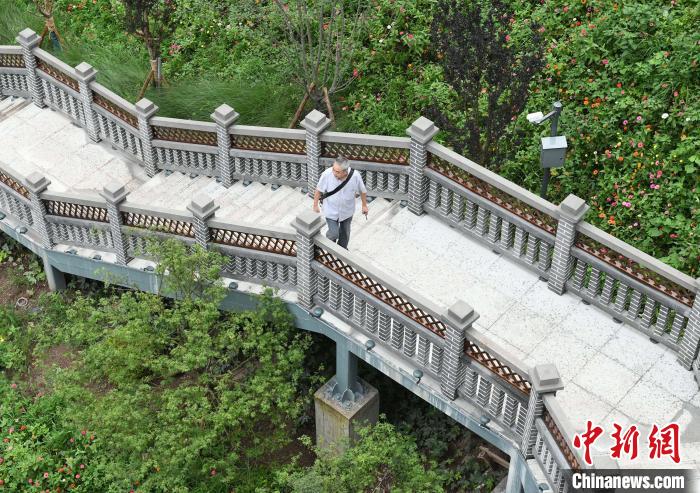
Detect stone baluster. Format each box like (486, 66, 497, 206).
(74, 62, 99, 142)
(520, 364, 564, 459)
(548, 194, 589, 295)
(212, 104, 239, 188)
(440, 300, 480, 400)
(292, 210, 324, 309)
(16, 29, 44, 108)
(678, 280, 700, 370)
(100, 182, 129, 265)
(300, 110, 331, 197)
(24, 172, 52, 249)
(187, 193, 219, 249)
(134, 98, 159, 177)
(406, 116, 439, 216)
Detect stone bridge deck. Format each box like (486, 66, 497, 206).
(1, 98, 699, 472)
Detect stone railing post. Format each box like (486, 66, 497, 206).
(16, 29, 44, 108)
(74, 62, 100, 142)
(300, 110, 331, 197)
(187, 193, 219, 249)
(24, 172, 52, 249)
(406, 116, 439, 216)
(211, 104, 239, 188)
(678, 280, 700, 370)
(520, 364, 564, 459)
(440, 300, 480, 400)
(548, 194, 589, 295)
(134, 98, 159, 177)
(292, 210, 324, 309)
(100, 182, 129, 266)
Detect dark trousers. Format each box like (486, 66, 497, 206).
(325, 216, 353, 249)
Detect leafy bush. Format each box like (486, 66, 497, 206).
(277, 420, 446, 492)
(0, 239, 315, 492)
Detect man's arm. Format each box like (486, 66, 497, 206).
(313, 188, 321, 213)
(356, 173, 369, 215)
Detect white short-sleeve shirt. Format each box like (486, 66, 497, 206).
(317, 167, 367, 222)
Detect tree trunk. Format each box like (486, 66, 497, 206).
(146, 41, 162, 88)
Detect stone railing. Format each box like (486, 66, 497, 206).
(3, 30, 697, 373)
(423, 143, 559, 279)
(2, 26, 699, 488)
(0, 153, 586, 491)
(567, 222, 698, 362)
(0, 45, 29, 98)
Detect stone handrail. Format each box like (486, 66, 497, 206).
(575, 221, 695, 305)
(0, 155, 586, 491)
(3, 27, 698, 489)
(427, 142, 559, 234)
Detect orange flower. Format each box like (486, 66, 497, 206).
(598, 212, 606, 219)
(617, 156, 624, 162)
(593, 169, 599, 175)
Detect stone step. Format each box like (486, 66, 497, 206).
(0, 97, 30, 122)
(247, 186, 299, 225)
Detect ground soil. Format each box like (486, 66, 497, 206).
(0, 256, 50, 310)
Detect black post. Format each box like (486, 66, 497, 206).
(540, 101, 563, 200)
(540, 168, 551, 200)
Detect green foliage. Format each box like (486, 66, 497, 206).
(278, 419, 446, 492)
(501, 0, 699, 275)
(0, 239, 315, 491)
(0, 378, 101, 491)
(0, 307, 29, 370)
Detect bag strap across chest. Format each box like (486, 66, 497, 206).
(320, 168, 354, 202)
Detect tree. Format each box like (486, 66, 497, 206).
(427, 0, 545, 170)
(121, 0, 177, 98)
(33, 0, 65, 50)
(273, 0, 370, 127)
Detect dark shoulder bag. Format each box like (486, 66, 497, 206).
(320, 168, 354, 205)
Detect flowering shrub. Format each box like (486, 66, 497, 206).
(0, 379, 100, 491)
(344, 0, 699, 275)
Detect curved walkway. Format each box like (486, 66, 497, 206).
(1, 98, 699, 472)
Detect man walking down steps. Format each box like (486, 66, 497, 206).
(312, 156, 369, 249)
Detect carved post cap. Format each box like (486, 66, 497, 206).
(134, 98, 158, 118)
(74, 62, 97, 82)
(530, 364, 564, 394)
(100, 182, 128, 204)
(406, 116, 439, 144)
(441, 300, 479, 329)
(187, 193, 219, 220)
(559, 194, 589, 222)
(17, 28, 40, 48)
(211, 104, 239, 126)
(25, 172, 50, 194)
(300, 109, 331, 134)
(292, 210, 324, 236)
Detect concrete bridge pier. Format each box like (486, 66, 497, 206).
(42, 253, 66, 291)
(314, 338, 379, 454)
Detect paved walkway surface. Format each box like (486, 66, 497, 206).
(2, 100, 699, 472)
